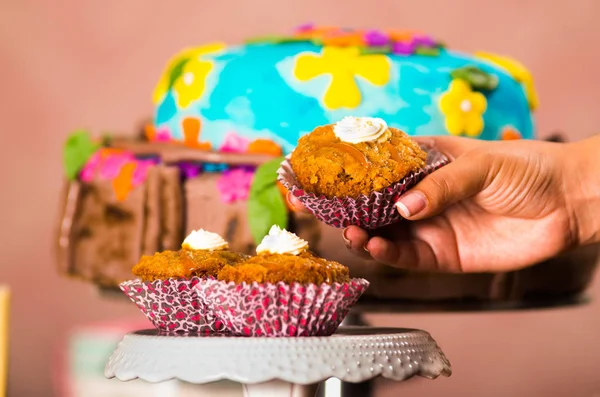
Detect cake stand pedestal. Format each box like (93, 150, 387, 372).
(104, 326, 451, 397)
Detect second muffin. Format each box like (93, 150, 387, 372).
(195, 225, 369, 337)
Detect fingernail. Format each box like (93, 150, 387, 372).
(396, 191, 427, 218)
(342, 228, 351, 248)
(286, 191, 297, 210)
(363, 243, 370, 254)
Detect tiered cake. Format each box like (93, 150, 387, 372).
(56, 26, 598, 304)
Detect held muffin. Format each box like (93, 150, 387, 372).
(120, 230, 246, 334)
(289, 117, 427, 199)
(195, 225, 369, 337)
(278, 116, 448, 229)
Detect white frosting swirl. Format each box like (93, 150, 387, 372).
(256, 225, 308, 255)
(182, 229, 229, 251)
(333, 116, 391, 144)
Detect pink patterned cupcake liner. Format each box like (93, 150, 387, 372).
(277, 146, 449, 229)
(194, 278, 369, 337)
(120, 277, 226, 334)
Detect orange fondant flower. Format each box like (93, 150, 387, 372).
(247, 139, 283, 157)
(112, 162, 137, 201)
(501, 127, 522, 140)
(181, 117, 211, 150)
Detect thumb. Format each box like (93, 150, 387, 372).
(395, 151, 490, 220)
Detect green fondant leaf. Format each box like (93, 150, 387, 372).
(450, 65, 499, 91)
(248, 156, 288, 245)
(167, 58, 191, 89)
(63, 130, 100, 180)
(245, 36, 316, 45)
(414, 46, 440, 56)
(359, 45, 392, 55)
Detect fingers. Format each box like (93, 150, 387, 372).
(396, 151, 490, 220)
(341, 226, 372, 260)
(414, 135, 483, 160)
(364, 236, 440, 272)
(286, 192, 310, 213)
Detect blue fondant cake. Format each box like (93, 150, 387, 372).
(150, 26, 538, 155)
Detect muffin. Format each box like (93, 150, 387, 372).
(278, 116, 448, 229)
(195, 225, 369, 337)
(290, 117, 427, 199)
(120, 229, 245, 334)
(132, 229, 247, 282)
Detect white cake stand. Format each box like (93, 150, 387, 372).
(104, 326, 451, 397)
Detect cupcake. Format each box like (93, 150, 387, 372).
(120, 229, 247, 334)
(195, 225, 369, 337)
(278, 116, 448, 229)
(132, 229, 246, 282)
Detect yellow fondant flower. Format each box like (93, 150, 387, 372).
(475, 51, 539, 110)
(152, 43, 225, 106)
(293, 46, 391, 110)
(439, 79, 487, 137)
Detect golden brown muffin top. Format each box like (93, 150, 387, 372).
(290, 124, 427, 198)
(132, 249, 248, 282)
(217, 251, 350, 285)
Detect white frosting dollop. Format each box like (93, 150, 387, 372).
(256, 225, 308, 256)
(182, 229, 229, 251)
(333, 116, 391, 144)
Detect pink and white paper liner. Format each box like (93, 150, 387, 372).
(120, 277, 226, 334)
(277, 147, 449, 229)
(194, 278, 369, 337)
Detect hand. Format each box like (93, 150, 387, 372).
(288, 135, 599, 273)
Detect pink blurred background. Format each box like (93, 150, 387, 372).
(2, 0, 600, 395)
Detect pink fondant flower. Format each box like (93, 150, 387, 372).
(154, 128, 172, 142)
(364, 30, 389, 46)
(219, 132, 250, 153)
(216, 167, 255, 203)
(79, 152, 101, 182)
(131, 160, 156, 186)
(98, 152, 135, 179)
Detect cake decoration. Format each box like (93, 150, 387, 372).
(216, 166, 254, 203)
(219, 131, 251, 153)
(255, 225, 308, 255)
(152, 43, 226, 105)
(248, 157, 288, 244)
(181, 116, 211, 149)
(182, 229, 229, 251)
(247, 139, 283, 156)
(76, 145, 158, 201)
(293, 46, 391, 109)
(501, 126, 522, 140)
(249, 25, 445, 57)
(63, 131, 100, 180)
(439, 79, 488, 137)
(450, 66, 499, 92)
(475, 51, 539, 110)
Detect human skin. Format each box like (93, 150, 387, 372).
(287, 135, 600, 273)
